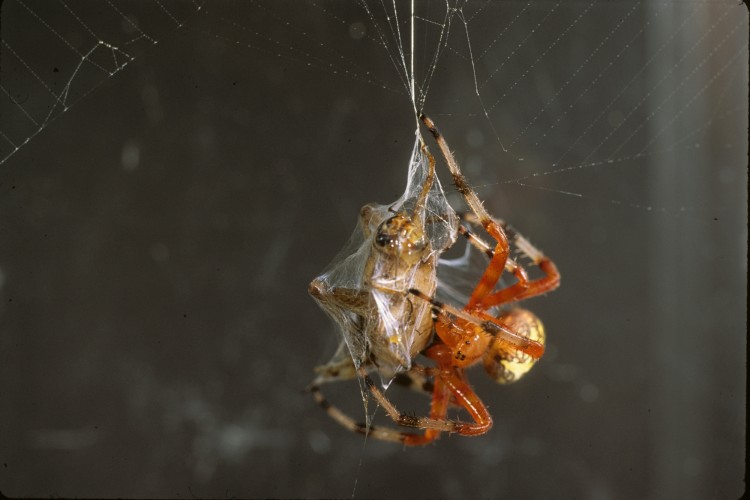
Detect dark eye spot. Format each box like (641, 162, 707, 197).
(375, 233, 392, 247)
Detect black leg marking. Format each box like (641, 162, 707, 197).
(398, 413, 422, 428)
(459, 225, 494, 258)
(408, 288, 442, 308)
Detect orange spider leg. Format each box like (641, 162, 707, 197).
(456, 216, 560, 309)
(478, 233, 561, 308)
(444, 374, 493, 436)
(515, 260, 560, 300)
(477, 260, 559, 308)
(400, 340, 494, 443)
(399, 369, 452, 446)
(424, 340, 493, 436)
(461, 222, 514, 310)
(458, 224, 531, 310)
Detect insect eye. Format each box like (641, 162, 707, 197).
(375, 233, 393, 247)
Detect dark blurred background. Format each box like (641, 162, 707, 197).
(0, 1, 746, 498)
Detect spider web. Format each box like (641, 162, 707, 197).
(0, 0, 205, 165)
(0, 1, 746, 498)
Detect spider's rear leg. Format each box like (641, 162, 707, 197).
(307, 359, 424, 444)
(359, 361, 495, 444)
(309, 383, 423, 444)
(308, 361, 469, 446)
(420, 342, 494, 437)
(358, 367, 465, 434)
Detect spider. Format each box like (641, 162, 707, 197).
(310, 115, 560, 445)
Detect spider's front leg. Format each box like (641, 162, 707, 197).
(420, 114, 560, 310)
(457, 214, 561, 309)
(505, 224, 561, 302)
(457, 220, 531, 309)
